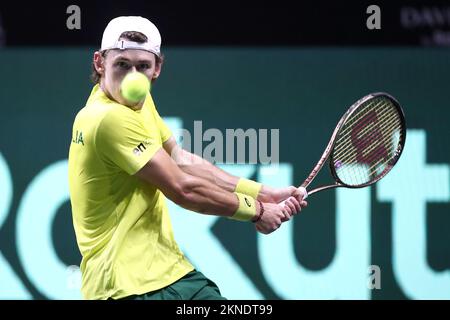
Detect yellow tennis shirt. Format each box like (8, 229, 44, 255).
(68, 85, 193, 300)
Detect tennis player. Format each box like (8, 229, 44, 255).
(68, 16, 307, 300)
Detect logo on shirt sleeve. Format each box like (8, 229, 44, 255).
(133, 139, 151, 156)
(72, 130, 84, 146)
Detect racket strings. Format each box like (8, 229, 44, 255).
(336, 110, 400, 178)
(334, 112, 401, 164)
(337, 98, 396, 146)
(348, 107, 397, 149)
(337, 116, 401, 184)
(332, 97, 403, 186)
(335, 98, 385, 144)
(355, 119, 401, 163)
(336, 133, 399, 185)
(333, 101, 398, 160)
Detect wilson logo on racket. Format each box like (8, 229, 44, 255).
(350, 109, 389, 164)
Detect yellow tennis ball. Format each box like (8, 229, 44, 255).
(120, 72, 150, 103)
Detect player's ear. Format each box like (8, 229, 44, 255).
(93, 51, 105, 75)
(152, 54, 164, 80)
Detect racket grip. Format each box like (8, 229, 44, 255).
(278, 187, 308, 207)
(298, 187, 308, 200)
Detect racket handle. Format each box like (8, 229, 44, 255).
(278, 187, 308, 207)
(298, 187, 308, 200)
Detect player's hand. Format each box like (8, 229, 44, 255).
(290, 187, 308, 213)
(254, 202, 287, 234)
(279, 196, 306, 218)
(260, 186, 308, 215)
(259, 185, 307, 204)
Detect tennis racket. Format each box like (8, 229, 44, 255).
(300, 92, 406, 198)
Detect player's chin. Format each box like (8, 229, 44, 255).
(118, 95, 143, 109)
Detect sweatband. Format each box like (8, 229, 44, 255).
(230, 192, 257, 221)
(235, 178, 262, 200)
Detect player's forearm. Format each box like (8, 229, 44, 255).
(175, 173, 260, 218)
(177, 149, 238, 192)
(136, 148, 259, 220)
(255, 185, 277, 202)
(172, 146, 290, 205)
(178, 149, 283, 203)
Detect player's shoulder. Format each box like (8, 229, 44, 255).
(144, 93, 158, 112)
(94, 105, 148, 146)
(78, 86, 146, 133)
(82, 85, 135, 118)
(100, 103, 143, 128)
(84, 95, 137, 123)
(73, 102, 111, 127)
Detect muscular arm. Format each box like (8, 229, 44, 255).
(135, 147, 259, 217)
(135, 146, 290, 233)
(162, 137, 279, 202)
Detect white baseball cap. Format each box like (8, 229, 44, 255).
(100, 16, 161, 57)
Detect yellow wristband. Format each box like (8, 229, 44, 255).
(230, 192, 257, 221)
(235, 178, 262, 200)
